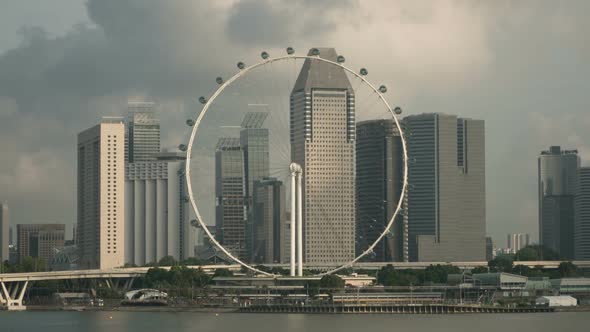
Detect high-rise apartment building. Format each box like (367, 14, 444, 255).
(215, 138, 247, 260)
(16, 224, 65, 267)
(126, 102, 160, 163)
(356, 119, 407, 262)
(575, 167, 590, 260)
(290, 48, 356, 265)
(0, 202, 8, 262)
(538, 146, 579, 259)
(404, 113, 486, 262)
(507, 233, 530, 254)
(77, 118, 125, 269)
(485, 237, 494, 261)
(251, 178, 286, 264)
(125, 152, 192, 265)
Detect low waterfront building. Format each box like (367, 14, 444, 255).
(550, 278, 590, 295)
(472, 273, 528, 290)
(535, 295, 577, 307)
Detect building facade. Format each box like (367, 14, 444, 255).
(125, 152, 192, 265)
(290, 48, 356, 264)
(16, 224, 65, 267)
(0, 202, 8, 262)
(240, 113, 270, 262)
(404, 113, 486, 262)
(251, 178, 286, 264)
(538, 146, 579, 259)
(215, 138, 247, 260)
(575, 167, 590, 260)
(77, 118, 125, 269)
(507, 233, 530, 254)
(126, 102, 160, 163)
(356, 119, 407, 262)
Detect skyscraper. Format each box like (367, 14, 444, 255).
(16, 224, 65, 267)
(507, 233, 530, 254)
(126, 102, 160, 163)
(77, 118, 125, 269)
(404, 113, 486, 262)
(215, 138, 247, 260)
(0, 202, 8, 262)
(240, 112, 270, 261)
(251, 178, 286, 263)
(356, 119, 407, 262)
(290, 48, 356, 264)
(575, 167, 590, 260)
(125, 152, 192, 265)
(538, 146, 579, 259)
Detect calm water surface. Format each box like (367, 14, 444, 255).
(1, 311, 589, 332)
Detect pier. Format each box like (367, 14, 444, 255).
(239, 304, 554, 314)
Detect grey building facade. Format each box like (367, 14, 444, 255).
(290, 48, 356, 264)
(215, 138, 247, 261)
(575, 167, 590, 260)
(404, 113, 486, 262)
(538, 146, 579, 259)
(0, 202, 8, 262)
(125, 152, 192, 265)
(16, 224, 65, 267)
(251, 178, 286, 264)
(126, 102, 161, 163)
(356, 119, 407, 262)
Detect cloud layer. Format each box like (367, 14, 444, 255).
(1, 0, 589, 246)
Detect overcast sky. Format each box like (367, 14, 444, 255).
(0, 0, 589, 247)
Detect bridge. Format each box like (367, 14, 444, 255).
(1, 261, 589, 310)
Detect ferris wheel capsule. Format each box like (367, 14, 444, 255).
(360, 68, 368, 76)
(237, 62, 245, 70)
(394, 106, 402, 115)
(199, 96, 207, 104)
(286, 47, 295, 55)
(216, 77, 223, 84)
(190, 219, 200, 228)
(261, 51, 269, 60)
(379, 85, 387, 93)
(337, 55, 345, 63)
(178, 144, 187, 152)
(310, 48, 320, 56)
(186, 119, 195, 127)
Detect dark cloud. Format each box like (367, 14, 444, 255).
(0, 0, 589, 247)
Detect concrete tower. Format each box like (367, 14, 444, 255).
(77, 118, 126, 269)
(404, 113, 486, 262)
(0, 202, 8, 262)
(538, 146, 579, 258)
(290, 48, 356, 264)
(126, 102, 160, 163)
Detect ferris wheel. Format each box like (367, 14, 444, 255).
(182, 47, 408, 277)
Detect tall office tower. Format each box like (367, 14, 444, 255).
(290, 48, 356, 264)
(125, 152, 192, 265)
(485, 237, 494, 261)
(77, 118, 125, 269)
(126, 102, 160, 163)
(215, 138, 247, 260)
(240, 112, 270, 261)
(405, 113, 486, 262)
(0, 202, 8, 262)
(538, 146, 579, 259)
(575, 167, 590, 260)
(251, 178, 286, 263)
(16, 224, 65, 267)
(507, 233, 530, 254)
(356, 119, 407, 262)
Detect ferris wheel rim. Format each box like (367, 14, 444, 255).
(184, 51, 409, 277)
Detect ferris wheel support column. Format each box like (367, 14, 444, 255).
(290, 172, 296, 277)
(296, 170, 303, 277)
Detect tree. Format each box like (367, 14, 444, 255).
(558, 261, 578, 278)
(514, 247, 539, 261)
(376, 265, 419, 287)
(319, 274, 345, 289)
(158, 255, 178, 267)
(515, 245, 560, 261)
(21, 256, 46, 272)
(488, 255, 513, 273)
(422, 265, 461, 284)
(471, 266, 488, 274)
(213, 268, 233, 278)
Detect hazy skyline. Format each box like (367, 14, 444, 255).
(0, 0, 589, 246)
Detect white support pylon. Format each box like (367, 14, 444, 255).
(296, 170, 303, 277)
(290, 171, 296, 277)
